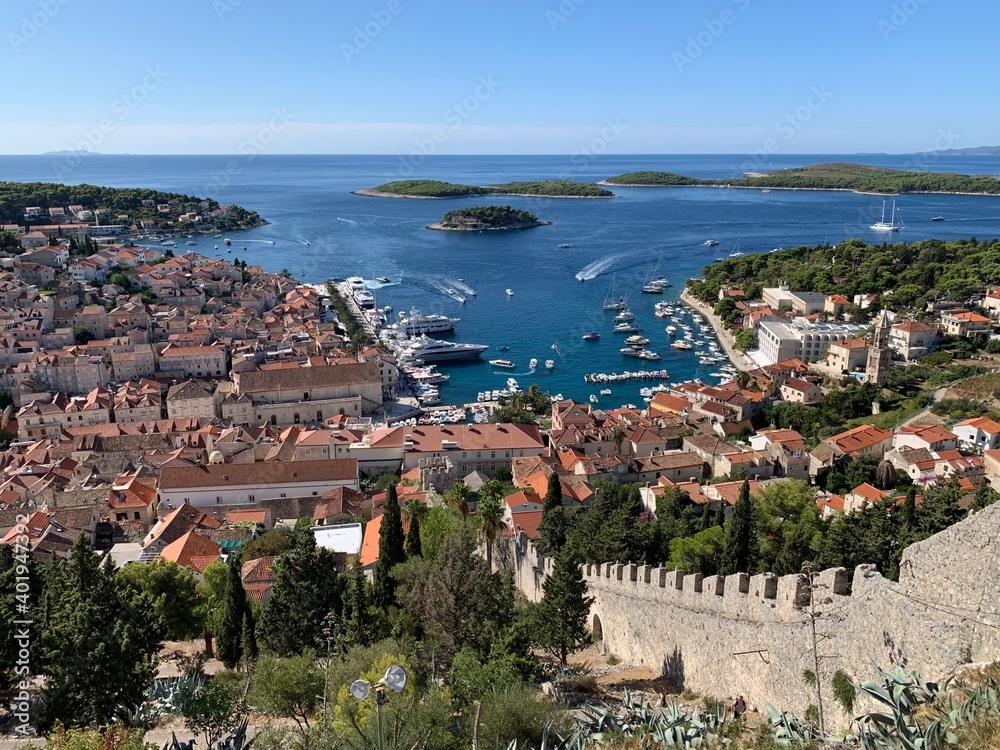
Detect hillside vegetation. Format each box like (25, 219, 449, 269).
(437, 205, 543, 229)
(0, 180, 264, 229)
(364, 178, 613, 198)
(605, 162, 1000, 194)
(687, 237, 1000, 310)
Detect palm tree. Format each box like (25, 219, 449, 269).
(447, 482, 473, 520)
(475, 496, 506, 570)
(735, 371, 751, 390)
(610, 427, 627, 454)
(478, 478, 505, 504)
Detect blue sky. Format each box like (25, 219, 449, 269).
(2, 0, 997, 154)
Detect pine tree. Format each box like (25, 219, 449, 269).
(534, 552, 594, 669)
(970, 482, 999, 513)
(218, 556, 254, 669)
(901, 486, 917, 530)
(257, 546, 345, 656)
(240, 613, 257, 672)
(373, 484, 406, 608)
(35, 535, 163, 731)
(721, 479, 756, 575)
(543, 471, 562, 512)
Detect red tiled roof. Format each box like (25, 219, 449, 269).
(159, 531, 221, 572)
(359, 513, 382, 567)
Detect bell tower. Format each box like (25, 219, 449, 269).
(865, 310, 892, 387)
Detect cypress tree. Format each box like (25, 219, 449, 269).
(373, 484, 406, 608)
(405, 512, 423, 558)
(901, 486, 917, 530)
(342, 560, 370, 648)
(218, 556, 254, 669)
(543, 471, 562, 512)
(714, 499, 726, 528)
(721, 479, 756, 575)
(534, 552, 595, 669)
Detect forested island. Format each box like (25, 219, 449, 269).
(0, 181, 266, 231)
(356, 179, 614, 199)
(686, 237, 1000, 310)
(427, 205, 549, 231)
(602, 162, 1000, 195)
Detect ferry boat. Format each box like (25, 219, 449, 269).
(871, 200, 903, 231)
(582, 332, 601, 341)
(395, 308, 459, 336)
(489, 359, 516, 369)
(400, 337, 489, 362)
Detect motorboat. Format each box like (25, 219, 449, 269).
(666, 326, 677, 336)
(489, 359, 516, 369)
(545, 360, 555, 370)
(620, 346, 645, 357)
(931, 216, 944, 222)
(670, 341, 692, 350)
(529, 358, 538, 369)
(376, 277, 391, 284)
(400, 336, 489, 362)
(582, 332, 601, 341)
(625, 335, 650, 347)
(600, 388, 612, 396)
(558, 243, 570, 248)
(614, 308, 635, 322)
(589, 394, 599, 403)
(223, 238, 231, 246)
(506, 289, 514, 296)
(612, 322, 640, 333)
(185, 240, 197, 246)
(638, 349, 661, 361)
(704, 239, 719, 246)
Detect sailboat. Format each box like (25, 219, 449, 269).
(728, 237, 745, 258)
(641, 253, 670, 293)
(602, 274, 627, 311)
(871, 200, 902, 231)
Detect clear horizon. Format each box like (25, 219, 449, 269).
(3, 0, 997, 156)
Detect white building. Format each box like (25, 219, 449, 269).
(158, 458, 359, 508)
(755, 318, 866, 366)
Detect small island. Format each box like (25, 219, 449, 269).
(427, 205, 550, 231)
(355, 179, 614, 199)
(601, 162, 1000, 195)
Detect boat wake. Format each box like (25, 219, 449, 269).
(575, 253, 623, 281)
(428, 278, 466, 302)
(446, 278, 477, 296)
(337, 217, 358, 226)
(241, 239, 276, 244)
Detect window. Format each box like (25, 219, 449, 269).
(303, 392, 309, 401)
(312, 491, 318, 496)
(216, 497, 221, 503)
(280, 493, 287, 498)
(134, 512, 140, 520)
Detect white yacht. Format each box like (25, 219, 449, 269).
(396, 308, 459, 336)
(545, 359, 555, 370)
(399, 337, 489, 362)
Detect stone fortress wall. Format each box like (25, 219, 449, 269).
(499, 501, 1000, 728)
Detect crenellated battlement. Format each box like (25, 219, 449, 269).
(501, 502, 1000, 726)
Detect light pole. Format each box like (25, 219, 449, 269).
(349, 664, 408, 750)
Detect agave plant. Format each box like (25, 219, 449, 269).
(161, 717, 254, 750)
(853, 665, 953, 750)
(764, 703, 822, 746)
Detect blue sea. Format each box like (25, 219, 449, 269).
(2, 153, 998, 407)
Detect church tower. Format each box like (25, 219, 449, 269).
(865, 309, 891, 386)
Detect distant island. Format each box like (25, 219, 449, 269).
(427, 205, 550, 231)
(917, 145, 1000, 156)
(355, 179, 615, 199)
(601, 162, 1000, 195)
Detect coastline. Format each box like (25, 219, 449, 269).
(595, 180, 1000, 197)
(354, 188, 616, 200)
(426, 220, 551, 231)
(679, 288, 757, 373)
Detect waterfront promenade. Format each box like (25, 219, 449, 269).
(679, 289, 757, 373)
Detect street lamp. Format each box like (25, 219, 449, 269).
(349, 664, 408, 750)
